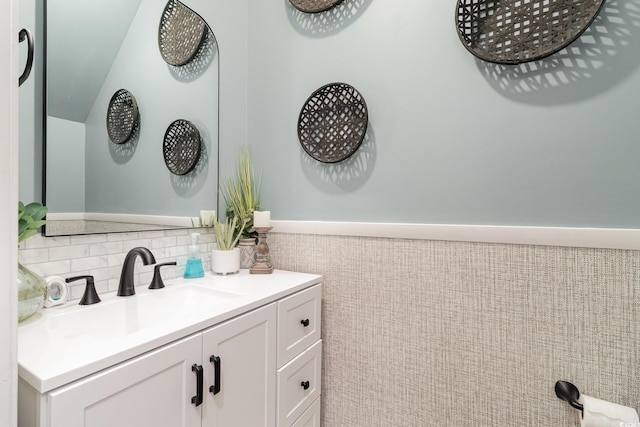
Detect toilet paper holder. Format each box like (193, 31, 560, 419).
(555, 380, 584, 412)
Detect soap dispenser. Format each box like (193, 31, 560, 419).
(184, 233, 205, 279)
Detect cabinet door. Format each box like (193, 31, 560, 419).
(202, 303, 277, 427)
(48, 334, 202, 427)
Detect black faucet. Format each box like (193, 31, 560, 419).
(118, 247, 156, 296)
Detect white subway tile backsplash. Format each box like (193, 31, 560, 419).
(107, 253, 127, 267)
(107, 232, 139, 242)
(71, 256, 108, 271)
(107, 278, 119, 293)
(89, 241, 125, 256)
(150, 248, 167, 261)
(69, 234, 108, 245)
(95, 280, 109, 296)
(122, 239, 153, 253)
(161, 266, 181, 280)
(19, 248, 49, 265)
(176, 235, 193, 246)
(165, 245, 189, 258)
(21, 228, 214, 302)
(151, 236, 177, 249)
(49, 245, 90, 261)
(69, 283, 86, 300)
(88, 266, 123, 282)
(165, 229, 191, 236)
(27, 260, 71, 277)
(137, 230, 166, 240)
(199, 233, 216, 244)
(25, 235, 70, 249)
(138, 271, 155, 287)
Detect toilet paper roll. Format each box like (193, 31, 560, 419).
(580, 394, 639, 427)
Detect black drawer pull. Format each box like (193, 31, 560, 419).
(300, 319, 310, 327)
(209, 355, 221, 395)
(191, 364, 203, 406)
(301, 380, 310, 390)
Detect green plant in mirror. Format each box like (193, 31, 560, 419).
(222, 146, 262, 239)
(191, 215, 215, 228)
(212, 216, 248, 251)
(19, 201, 48, 242)
(17, 201, 48, 322)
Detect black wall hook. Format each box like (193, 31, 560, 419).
(555, 380, 584, 412)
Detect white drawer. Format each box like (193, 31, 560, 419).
(277, 340, 322, 427)
(277, 284, 321, 368)
(291, 396, 320, 427)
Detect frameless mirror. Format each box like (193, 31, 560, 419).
(44, 0, 219, 236)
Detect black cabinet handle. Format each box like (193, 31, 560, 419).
(301, 381, 310, 390)
(209, 355, 221, 395)
(191, 364, 203, 406)
(300, 319, 310, 327)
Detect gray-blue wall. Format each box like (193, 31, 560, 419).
(248, 0, 640, 228)
(47, 117, 85, 212)
(83, 0, 219, 217)
(25, 0, 640, 229)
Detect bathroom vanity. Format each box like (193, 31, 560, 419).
(18, 270, 322, 427)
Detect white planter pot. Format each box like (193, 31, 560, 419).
(211, 248, 240, 275)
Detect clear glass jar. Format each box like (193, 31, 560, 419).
(17, 263, 48, 322)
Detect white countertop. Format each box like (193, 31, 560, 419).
(18, 269, 322, 393)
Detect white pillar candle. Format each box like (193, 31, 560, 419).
(253, 211, 271, 228)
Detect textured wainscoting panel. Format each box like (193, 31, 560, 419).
(269, 233, 640, 427)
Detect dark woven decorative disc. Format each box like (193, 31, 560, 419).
(455, 0, 606, 64)
(289, 0, 344, 13)
(298, 83, 368, 164)
(158, 0, 207, 66)
(163, 119, 202, 175)
(106, 89, 139, 145)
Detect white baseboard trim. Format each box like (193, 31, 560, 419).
(271, 220, 640, 250)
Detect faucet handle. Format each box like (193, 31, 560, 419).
(149, 262, 177, 289)
(66, 275, 101, 305)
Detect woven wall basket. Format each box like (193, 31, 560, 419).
(158, 0, 207, 66)
(106, 89, 139, 145)
(455, 0, 606, 65)
(163, 119, 202, 175)
(289, 0, 344, 13)
(298, 82, 368, 164)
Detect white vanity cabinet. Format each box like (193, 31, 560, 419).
(18, 272, 322, 427)
(24, 303, 276, 427)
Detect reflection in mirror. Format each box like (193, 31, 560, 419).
(44, 0, 219, 236)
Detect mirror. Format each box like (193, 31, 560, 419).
(43, 0, 219, 236)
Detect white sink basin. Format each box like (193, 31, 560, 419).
(48, 284, 242, 339)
